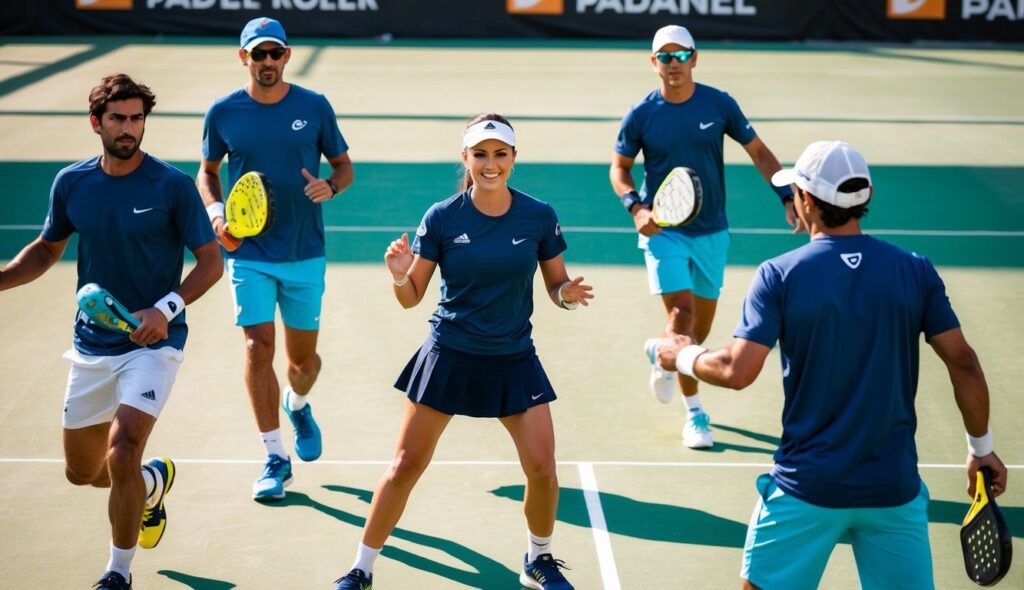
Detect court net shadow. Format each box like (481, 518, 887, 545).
(491, 485, 748, 548)
(262, 486, 518, 590)
(929, 498, 1024, 538)
(687, 423, 779, 455)
(157, 570, 236, 589)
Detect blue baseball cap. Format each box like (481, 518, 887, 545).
(240, 17, 287, 51)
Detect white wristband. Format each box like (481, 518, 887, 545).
(154, 291, 185, 322)
(557, 282, 578, 310)
(206, 201, 225, 222)
(393, 274, 410, 287)
(966, 431, 994, 457)
(675, 345, 707, 379)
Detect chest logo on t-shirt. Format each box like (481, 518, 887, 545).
(454, 233, 471, 244)
(840, 252, 862, 269)
(291, 119, 307, 131)
(699, 121, 715, 130)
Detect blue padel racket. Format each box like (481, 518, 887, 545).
(75, 283, 140, 334)
(961, 467, 1012, 586)
(652, 167, 703, 227)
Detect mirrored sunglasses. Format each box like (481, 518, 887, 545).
(655, 49, 695, 64)
(249, 47, 287, 62)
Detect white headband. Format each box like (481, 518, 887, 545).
(462, 120, 516, 149)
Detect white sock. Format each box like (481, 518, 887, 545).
(261, 429, 288, 459)
(140, 465, 161, 508)
(683, 392, 704, 415)
(351, 542, 382, 575)
(285, 386, 309, 411)
(528, 531, 552, 562)
(106, 541, 136, 578)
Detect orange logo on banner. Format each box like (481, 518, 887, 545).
(507, 0, 565, 15)
(887, 0, 946, 20)
(76, 0, 133, 9)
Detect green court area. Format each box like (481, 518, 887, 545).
(3, 161, 1023, 266)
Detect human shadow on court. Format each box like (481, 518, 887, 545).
(156, 570, 236, 589)
(689, 423, 779, 455)
(928, 498, 1024, 538)
(491, 485, 748, 548)
(263, 486, 518, 590)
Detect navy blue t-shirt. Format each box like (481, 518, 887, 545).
(734, 234, 960, 507)
(614, 84, 756, 236)
(412, 188, 567, 355)
(203, 84, 347, 262)
(42, 154, 216, 356)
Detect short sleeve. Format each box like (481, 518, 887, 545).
(172, 175, 217, 250)
(733, 262, 783, 348)
(317, 95, 348, 159)
(411, 203, 442, 263)
(201, 103, 227, 162)
(614, 106, 642, 159)
(41, 173, 74, 242)
(538, 203, 568, 261)
(918, 256, 960, 339)
(721, 92, 756, 145)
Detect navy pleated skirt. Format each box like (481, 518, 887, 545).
(394, 339, 558, 418)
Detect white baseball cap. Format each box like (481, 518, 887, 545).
(462, 119, 516, 149)
(652, 25, 696, 53)
(772, 140, 872, 208)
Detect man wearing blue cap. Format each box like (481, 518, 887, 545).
(198, 17, 354, 501)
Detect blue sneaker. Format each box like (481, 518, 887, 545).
(520, 553, 574, 590)
(93, 571, 132, 589)
(333, 568, 372, 589)
(283, 390, 322, 462)
(252, 454, 293, 502)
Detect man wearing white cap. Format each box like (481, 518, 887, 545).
(653, 141, 1007, 589)
(198, 17, 354, 501)
(611, 24, 796, 449)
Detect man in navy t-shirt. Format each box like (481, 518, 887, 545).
(611, 25, 796, 449)
(0, 74, 222, 589)
(198, 17, 354, 501)
(655, 141, 1007, 589)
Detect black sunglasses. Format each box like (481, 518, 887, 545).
(249, 46, 287, 62)
(655, 49, 695, 64)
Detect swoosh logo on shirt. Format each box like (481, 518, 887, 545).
(531, 392, 544, 400)
(699, 122, 715, 130)
(133, 207, 154, 214)
(512, 238, 528, 245)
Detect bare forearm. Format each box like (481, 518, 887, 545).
(330, 160, 355, 195)
(949, 350, 990, 436)
(610, 166, 636, 196)
(0, 238, 65, 291)
(197, 170, 224, 206)
(175, 242, 223, 305)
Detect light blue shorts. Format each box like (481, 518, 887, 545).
(227, 257, 326, 330)
(639, 229, 729, 298)
(742, 474, 934, 590)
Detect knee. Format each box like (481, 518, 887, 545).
(384, 451, 430, 489)
(289, 353, 321, 380)
(65, 463, 102, 486)
(105, 440, 143, 480)
(521, 455, 558, 488)
(245, 332, 275, 365)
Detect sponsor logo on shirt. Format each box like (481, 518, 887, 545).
(507, 0, 564, 15)
(512, 237, 528, 245)
(555, 223, 561, 236)
(133, 207, 154, 214)
(454, 233, 471, 244)
(292, 119, 308, 131)
(140, 390, 157, 401)
(76, 0, 132, 9)
(416, 223, 427, 237)
(887, 0, 945, 19)
(699, 122, 715, 130)
(840, 252, 862, 269)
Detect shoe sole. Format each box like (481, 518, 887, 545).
(518, 572, 544, 590)
(139, 457, 175, 549)
(252, 474, 294, 502)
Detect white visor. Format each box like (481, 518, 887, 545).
(462, 120, 516, 149)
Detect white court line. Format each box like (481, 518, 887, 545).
(2, 225, 1023, 237)
(0, 457, 1020, 469)
(578, 462, 621, 590)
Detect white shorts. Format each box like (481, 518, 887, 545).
(62, 346, 183, 429)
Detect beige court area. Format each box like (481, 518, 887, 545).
(1, 40, 1023, 589)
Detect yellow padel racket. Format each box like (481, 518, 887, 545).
(961, 467, 1012, 586)
(652, 167, 703, 227)
(226, 171, 275, 238)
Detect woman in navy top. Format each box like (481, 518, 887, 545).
(333, 114, 592, 590)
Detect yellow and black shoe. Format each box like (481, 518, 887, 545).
(138, 457, 175, 549)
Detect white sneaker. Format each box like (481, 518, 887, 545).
(682, 412, 714, 448)
(644, 338, 676, 404)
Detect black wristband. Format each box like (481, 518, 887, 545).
(620, 190, 642, 212)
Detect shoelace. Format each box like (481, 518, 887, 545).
(532, 557, 571, 582)
(294, 407, 316, 437)
(261, 456, 288, 479)
(333, 570, 370, 587)
(94, 573, 130, 590)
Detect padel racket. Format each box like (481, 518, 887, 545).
(961, 467, 1012, 586)
(75, 283, 140, 334)
(652, 167, 703, 227)
(226, 171, 275, 238)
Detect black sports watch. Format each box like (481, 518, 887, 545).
(620, 190, 642, 212)
(327, 178, 340, 196)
